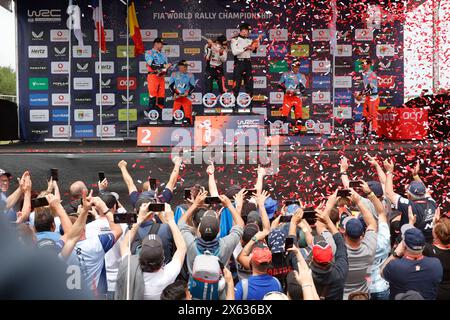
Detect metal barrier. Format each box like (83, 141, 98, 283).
(0, 95, 17, 103)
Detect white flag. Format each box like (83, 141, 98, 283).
(67, 1, 84, 46)
(329, 0, 337, 55)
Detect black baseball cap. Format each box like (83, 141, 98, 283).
(0, 169, 11, 178)
(239, 23, 251, 31)
(178, 60, 188, 67)
(247, 211, 262, 230)
(367, 181, 383, 197)
(242, 223, 259, 244)
(216, 35, 227, 44)
(199, 215, 220, 241)
(140, 234, 164, 266)
(153, 37, 165, 44)
(99, 192, 118, 210)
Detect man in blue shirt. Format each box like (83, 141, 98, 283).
(235, 245, 282, 300)
(381, 225, 443, 300)
(168, 60, 196, 125)
(145, 38, 171, 121)
(278, 60, 307, 121)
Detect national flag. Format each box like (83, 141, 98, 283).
(92, 0, 106, 53)
(67, 0, 84, 46)
(128, 1, 145, 56)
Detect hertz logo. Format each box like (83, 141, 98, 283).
(162, 32, 178, 38)
(184, 48, 200, 55)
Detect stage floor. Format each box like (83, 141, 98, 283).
(0, 140, 448, 212)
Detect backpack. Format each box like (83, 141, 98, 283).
(188, 242, 221, 300)
(131, 223, 161, 255)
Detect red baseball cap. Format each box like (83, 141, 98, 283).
(251, 246, 272, 265)
(312, 240, 333, 264)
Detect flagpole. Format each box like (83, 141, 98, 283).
(99, 0, 103, 141)
(126, 0, 130, 138)
(68, 0, 72, 140)
(330, 0, 337, 137)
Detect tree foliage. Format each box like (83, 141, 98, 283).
(0, 66, 16, 96)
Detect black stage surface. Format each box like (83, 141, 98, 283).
(0, 140, 448, 211)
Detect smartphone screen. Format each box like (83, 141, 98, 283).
(184, 188, 191, 200)
(303, 210, 317, 225)
(349, 180, 362, 188)
(284, 236, 294, 251)
(147, 203, 165, 212)
(280, 215, 292, 223)
(113, 213, 137, 224)
(50, 168, 58, 181)
(98, 171, 106, 182)
(337, 189, 351, 197)
(31, 197, 49, 208)
(285, 200, 300, 206)
(149, 178, 157, 190)
(204, 196, 222, 204)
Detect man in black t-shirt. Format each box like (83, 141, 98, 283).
(381, 225, 443, 300)
(383, 159, 437, 242)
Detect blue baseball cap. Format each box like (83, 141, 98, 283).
(408, 181, 426, 198)
(367, 181, 383, 197)
(264, 197, 278, 219)
(401, 225, 425, 251)
(344, 218, 365, 239)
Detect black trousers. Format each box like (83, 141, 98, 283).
(205, 65, 226, 94)
(232, 59, 253, 97)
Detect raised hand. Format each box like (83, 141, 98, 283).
(411, 160, 420, 177)
(291, 207, 304, 225)
(349, 187, 362, 204)
(78, 189, 94, 214)
(206, 160, 215, 175)
(219, 194, 233, 208)
(339, 156, 349, 172)
(359, 180, 371, 195)
(255, 190, 270, 208)
(257, 165, 267, 177)
(118, 160, 127, 169)
(46, 176, 54, 193)
(46, 193, 60, 208)
(233, 189, 246, 208)
(367, 154, 378, 166)
(137, 202, 152, 225)
(99, 178, 108, 191)
(157, 203, 175, 224)
(194, 190, 208, 207)
(315, 208, 332, 226)
(383, 158, 394, 172)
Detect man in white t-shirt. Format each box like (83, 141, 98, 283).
(85, 192, 128, 299)
(66, 196, 123, 298)
(115, 203, 187, 300)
